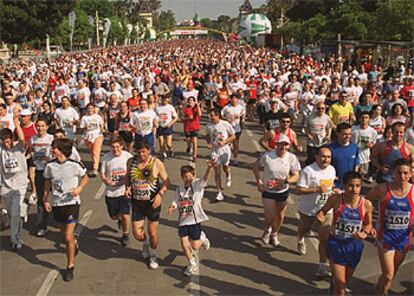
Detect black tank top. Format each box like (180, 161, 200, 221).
(129, 156, 161, 203)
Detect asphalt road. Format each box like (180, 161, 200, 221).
(1, 114, 413, 296)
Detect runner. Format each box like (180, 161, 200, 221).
(167, 161, 215, 276)
(155, 96, 178, 159)
(221, 94, 246, 166)
(316, 171, 373, 296)
(252, 134, 301, 247)
(43, 138, 89, 282)
(100, 136, 133, 246)
(79, 103, 104, 177)
(124, 140, 170, 269)
(295, 147, 338, 277)
(115, 101, 134, 152)
(0, 113, 28, 250)
(29, 118, 54, 237)
(54, 96, 79, 141)
(182, 96, 201, 163)
(367, 158, 414, 295)
(205, 108, 236, 201)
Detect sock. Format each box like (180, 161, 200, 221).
(149, 247, 157, 257)
(189, 257, 197, 266)
(298, 236, 305, 243)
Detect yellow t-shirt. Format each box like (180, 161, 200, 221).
(327, 102, 353, 125)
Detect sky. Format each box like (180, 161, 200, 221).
(159, 0, 268, 22)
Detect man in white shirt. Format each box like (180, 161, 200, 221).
(295, 147, 338, 278)
(206, 108, 236, 201)
(75, 79, 91, 115)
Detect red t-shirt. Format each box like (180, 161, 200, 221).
(21, 122, 37, 145)
(183, 106, 200, 132)
(128, 96, 141, 111)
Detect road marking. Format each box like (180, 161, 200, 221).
(75, 210, 93, 236)
(35, 270, 59, 296)
(94, 183, 106, 200)
(245, 129, 262, 152)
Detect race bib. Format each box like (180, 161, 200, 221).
(266, 179, 284, 191)
(33, 150, 46, 162)
(334, 219, 362, 239)
(132, 180, 151, 200)
(87, 121, 99, 131)
(62, 120, 71, 128)
(52, 179, 64, 196)
(159, 114, 169, 127)
(109, 110, 118, 119)
(110, 169, 126, 185)
(178, 199, 194, 218)
(385, 210, 410, 230)
(4, 157, 19, 173)
(339, 115, 349, 123)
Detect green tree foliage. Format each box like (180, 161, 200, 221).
(0, 0, 76, 44)
(80, 0, 114, 18)
(156, 10, 176, 32)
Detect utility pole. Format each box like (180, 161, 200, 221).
(96, 11, 100, 46)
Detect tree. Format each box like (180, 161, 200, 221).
(0, 0, 75, 44)
(156, 10, 176, 32)
(217, 15, 232, 33)
(79, 0, 114, 18)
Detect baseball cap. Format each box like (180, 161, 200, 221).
(277, 134, 291, 145)
(20, 109, 32, 116)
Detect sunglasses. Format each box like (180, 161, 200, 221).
(281, 120, 291, 123)
(317, 107, 325, 110)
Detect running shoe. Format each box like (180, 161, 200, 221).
(270, 235, 280, 247)
(162, 152, 168, 159)
(297, 241, 306, 255)
(121, 234, 130, 247)
(202, 237, 211, 250)
(261, 231, 271, 245)
(27, 193, 37, 205)
(36, 228, 48, 237)
(64, 266, 75, 282)
(11, 243, 23, 252)
(142, 241, 150, 259)
(316, 264, 332, 278)
(226, 175, 232, 187)
(149, 256, 159, 270)
(215, 192, 224, 201)
(184, 263, 199, 276)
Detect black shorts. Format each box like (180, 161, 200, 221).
(235, 131, 242, 139)
(52, 204, 80, 224)
(247, 99, 256, 105)
(27, 157, 35, 168)
(105, 196, 131, 218)
(156, 127, 173, 137)
(131, 200, 161, 222)
(178, 223, 202, 240)
(185, 131, 199, 138)
(262, 190, 290, 202)
(118, 131, 133, 144)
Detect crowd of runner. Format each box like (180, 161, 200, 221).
(0, 39, 413, 294)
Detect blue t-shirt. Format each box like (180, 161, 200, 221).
(328, 141, 360, 189)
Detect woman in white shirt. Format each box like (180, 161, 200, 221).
(79, 103, 104, 177)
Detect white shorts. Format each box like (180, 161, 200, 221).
(211, 150, 231, 166)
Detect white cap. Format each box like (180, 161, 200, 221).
(277, 134, 291, 145)
(20, 109, 32, 116)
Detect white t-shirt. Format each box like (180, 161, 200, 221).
(297, 162, 336, 216)
(205, 120, 235, 154)
(80, 114, 103, 141)
(0, 113, 15, 131)
(155, 104, 177, 128)
(183, 89, 199, 103)
(229, 81, 246, 94)
(259, 150, 301, 193)
(172, 178, 209, 226)
(405, 127, 414, 145)
(130, 109, 158, 136)
(306, 113, 333, 147)
(55, 107, 80, 139)
(101, 151, 132, 197)
(30, 134, 54, 171)
(0, 142, 28, 189)
(351, 125, 377, 164)
(54, 84, 70, 104)
(43, 159, 86, 207)
(221, 104, 246, 133)
(93, 87, 108, 108)
(76, 87, 91, 109)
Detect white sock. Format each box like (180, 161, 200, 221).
(189, 257, 197, 266)
(149, 247, 157, 257)
(298, 236, 305, 243)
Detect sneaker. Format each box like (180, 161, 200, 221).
(11, 243, 23, 252)
(316, 264, 332, 278)
(202, 237, 211, 250)
(226, 175, 232, 187)
(37, 228, 48, 237)
(366, 176, 374, 184)
(121, 234, 130, 246)
(64, 266, 75, 282)
(162, 152, 168, 159)
(297, 241, 306, 255)
(215, 192, 224, 201)
(231, 160, 239, 166)
(301, 128, 306, 134)
(149, 256, 159, 269)
(88, 171, 97, 178)
(142, 241, 150, 259)
(27, 193, 37, 205)
(270, 235, 280, 247)
(261, 231, 271, 245)
(184, 263, 199, 276)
